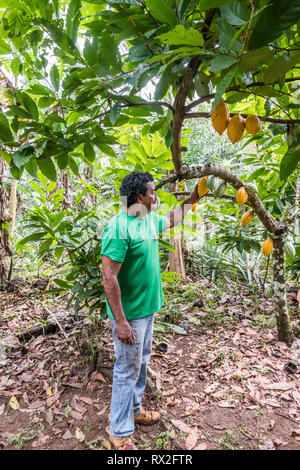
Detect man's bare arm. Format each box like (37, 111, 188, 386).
(163, 181, 202, 230)
(101, 255, 135, 345)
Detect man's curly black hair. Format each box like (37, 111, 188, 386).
(120, 171, 154, 208)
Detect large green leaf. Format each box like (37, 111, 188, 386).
(146, 0, 178, 27)
(210, 54, 238, 72)
(280, 137, 300, 180)
(220, 1, 250, 25)
(0, 113, 13, 144)
(21, 92, 39, 121)
(50, 64, 60, 92)
(264, 53, 300, 84)
(199, 0, 236, 9)
(158, 25, 204, 47)
(211, 66, 237, 112)
(12, 145, 35, 169)
(249, 0, 300, 50)
(238, 49, 273, 72)
(0, 38, 12, 54)
(37, 157, 57, 181)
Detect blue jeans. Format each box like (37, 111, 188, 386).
(109, 314, 154, 438)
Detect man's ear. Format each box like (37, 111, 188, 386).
(136, 194, 143, 204)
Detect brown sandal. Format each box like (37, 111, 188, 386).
(134, 407, 160, 425)
(105, 427, 137, 450)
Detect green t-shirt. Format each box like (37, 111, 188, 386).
(100, 210, 167, 320)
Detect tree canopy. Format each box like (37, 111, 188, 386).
(0, 0, 300, 182)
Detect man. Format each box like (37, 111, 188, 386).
(101, 171, 201, 450)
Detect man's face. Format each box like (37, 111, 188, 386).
(138, 181, 157, 213)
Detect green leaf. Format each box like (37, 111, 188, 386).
(21, 92, 39, 121)
(165, 128, 173, 148)
(154, 71, 169, 100)
(10, 57, 22, 77)
(50, 64, 60, 92)
(211, 66, 237, 113)
(54, 247, 64, 261)
(199, 0, 236, 7)
(109, 102, 122, 125)
(12, 145, 35, 169)
(157, 25, 204, 47)
(9, 163, 24, 180)
(210, 54, 238, 72)
(0, 38, 12, 55)
(17, 232, 47, 246)
(239, 49, 273, 72)
(68, 155, 79, 175)
(37, 157, 57, 181)
(25, 158, 38, 178)
(0, 113, 13, 144)
(158, 239, 176, 252)
(280, 137, 300, 180)
(83, 143, 96, 162)
(220, 1, 250, 25)
(147, 0, 178, 27)
(249, 0, 300, 50)
(264, 53, 300, 84)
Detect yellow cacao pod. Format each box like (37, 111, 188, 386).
(227, 114, 245, 144)
(241, 210, 254, 227)
(261, 238, 273, 257)
(192, 203, 197, 212)
(197, 176, 209, 198)
(245, 115, 261, 135)
(211, 98, 230, 135)
(236, 187, 248, 206)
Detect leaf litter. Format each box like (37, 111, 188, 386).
(0, 279, 300, 449)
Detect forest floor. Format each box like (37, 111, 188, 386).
(0, 276, 300, 451)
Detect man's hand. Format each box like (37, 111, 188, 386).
(116, 320, 135, 345)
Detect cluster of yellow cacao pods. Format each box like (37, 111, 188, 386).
(211, 98, 261, 143)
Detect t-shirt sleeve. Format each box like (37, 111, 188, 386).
(100, 223, 129, 262)
(151, 212, 167, 234)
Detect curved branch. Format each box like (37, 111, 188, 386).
(185, 77, 300, 112)
(183, 111, 300, 124)
(156, 164, 286, 235)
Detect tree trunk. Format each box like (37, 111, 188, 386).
(0, 159, 11, 284)
(168, 179, 186, 280)
(8, 178, 17, 238)
(294, 173, 300, 241)
(273, 237, 294, 345)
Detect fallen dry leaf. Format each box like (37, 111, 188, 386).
(44, 410, 54, 426)
(75, 427, 85, 442)
(96, 405, 108, 416)
(183, 403, 200, 417)
(70, 410, 82, 420)
(9, 396, 20, 410)
(166, 397, 180, 407)
(91, 372, 106, 383)
(194, 442, 208, 450)
(185, 428, 199, 450)
(77, 396, 94, 406)
(0, 404, 5, 415)
(62, 430, 73, 440)
(28, 400, 45, 410)
(31, 433, 49, 448)
(263, 382, 293, 391)
(171, 419, 193, 435)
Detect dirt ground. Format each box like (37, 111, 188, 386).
(0, 277, 300, 451)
